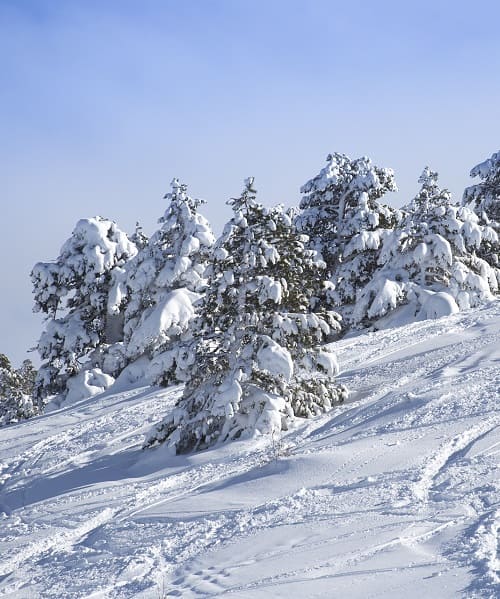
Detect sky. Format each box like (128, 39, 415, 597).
(1, 0, 500, 367)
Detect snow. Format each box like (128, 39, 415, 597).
(256, 336, 293, 381)
(59, 217, 137, 280)
(213, 379, 242, 417)
(469, 152, 500, 180)
(344, 229, 382, 256)
(313, 348, 339, 376)
(126, 288, 199, 358)
(367, 279, 404, 319)
(253, 390, 287, 435)
(64, 368, 114, 406)
(0, 302, 499, 597)
(415, 289, 459, 320)
(428, 233, 453, 265)
(255, 275, 283, 304)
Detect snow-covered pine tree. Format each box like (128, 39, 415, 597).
(463, 150, 500, 268)
(107, 179, 215, 385)
(0, 355, 37, 426)
(146, 178, 347, 453)
(17, 359, 37, 396)
(31, 217, 137, 402)
(352, 167, 499, 325)
(296, 153, 399, 324)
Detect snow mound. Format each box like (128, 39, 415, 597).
(415, 289, 459, 320)
(64, 368, 114, 405)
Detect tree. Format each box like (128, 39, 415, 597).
(32, 217, 137, 402)
(107, 179, 215, 384)
(17, 359, 37, 396)
(0, 355, 37, 426)
(146, 179, 347, 453)
(463, 150, 500, 268)
(352, 167, 499, 325)
(296, 153, 399, 324)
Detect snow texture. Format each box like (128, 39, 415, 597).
(0, 302, 499, 598)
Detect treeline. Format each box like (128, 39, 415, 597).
(1, 150, 498, 451)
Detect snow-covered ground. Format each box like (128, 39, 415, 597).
(1, 302, 499, 598)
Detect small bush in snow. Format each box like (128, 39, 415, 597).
(0, 354, 37, 426)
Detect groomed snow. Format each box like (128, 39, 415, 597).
(0, 302, 499, 598)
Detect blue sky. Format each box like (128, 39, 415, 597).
(1, 0, 500, 366)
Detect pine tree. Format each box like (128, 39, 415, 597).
(296, 153, 399, 324)
(17, 359, 37, 396)
(146, 179, 346, 453)
(352, 167, 499, 325)
(0, 355, 37, 426)
(399, 167, 461, 290)
(31, 217, 137, 402)
(463, 150, 500, 269)
(107, 179, 215, 384)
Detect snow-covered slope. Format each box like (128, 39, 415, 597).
(1, 302, 499, 598)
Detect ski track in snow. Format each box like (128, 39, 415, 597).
(0, 302, 499, 598)
(412, 420, 500, 504)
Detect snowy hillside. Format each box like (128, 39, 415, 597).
(0, 302, 499, 598)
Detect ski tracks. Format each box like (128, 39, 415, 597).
(0, 437, 273, 595)
(412, 418, 500, 504)
(472, 508, 500, 588)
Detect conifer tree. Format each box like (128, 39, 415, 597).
(107, 179, 215, 384)
(0, 355, 37, 426)
(147, 179, 346, 453)
(17, 359, 37, 396)
(352, 167, 499, 324)
(296, 153, 399, 323)
(32, 217, 137, 401)
(463, 150, 500, 268)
